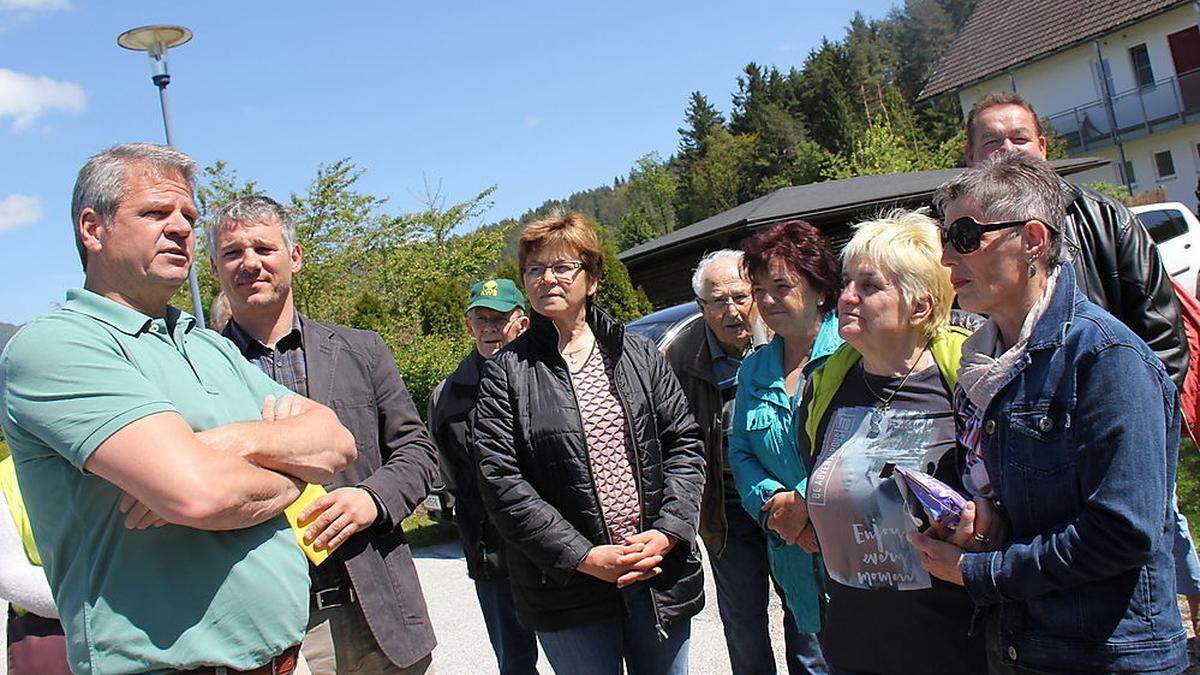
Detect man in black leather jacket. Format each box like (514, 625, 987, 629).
(963, 90, 1189, 389)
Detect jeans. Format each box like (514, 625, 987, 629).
(1171, 490, 1200, 596)
(711, 503, 828, 675)
(535, 583, 690, 675)
(474, 578, 540, 675)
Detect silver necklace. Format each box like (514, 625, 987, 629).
(860, 344, 928, 437)
(564, 338, 595, 366)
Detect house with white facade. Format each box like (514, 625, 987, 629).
(921, 0, 1200, 208)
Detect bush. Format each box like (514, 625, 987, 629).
(388, 333, 473, 422)
(1179, 439, 1200, 541)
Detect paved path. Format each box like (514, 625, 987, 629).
(414, 539, 789, 674)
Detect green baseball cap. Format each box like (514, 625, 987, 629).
(467, 278, 526, 314)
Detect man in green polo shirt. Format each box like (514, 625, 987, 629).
(0, 143, 356, 675)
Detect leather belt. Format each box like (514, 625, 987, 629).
(312, 584, 357, 610)
(173, 644, 300, 675)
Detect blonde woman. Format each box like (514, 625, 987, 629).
(799, 210, 985, 675)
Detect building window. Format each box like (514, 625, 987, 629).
(1130, 44, 1155, 87)
(1154, 150, 1177, 179)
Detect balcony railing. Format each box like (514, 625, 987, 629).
(1044, 68, 1200, 153)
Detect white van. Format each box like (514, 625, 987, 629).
(1130, 201, 1199, 297)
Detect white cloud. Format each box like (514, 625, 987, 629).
(0, 194, 42, 232)
(522, 115, 542, 129)
(0, 0, 71, 11)
(0, 68, 86, 131)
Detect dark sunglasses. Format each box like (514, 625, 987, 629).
(940, 216, 1029, 254)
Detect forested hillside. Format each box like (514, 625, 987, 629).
(494, 0, 982, 250)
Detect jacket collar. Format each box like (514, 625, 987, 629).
(742, 312, 842, 406)
(447, 349, 486, 388)
(299, 313, 340, 404)
(1026, 261, 1078, 351)
(529, 302, 625, 360)
(63, 287, 193, 337)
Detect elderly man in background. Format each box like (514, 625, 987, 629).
(428, 278, 537, 675)
(209, 195, 439, 674)
(0, 143, 357, 674)
(666, 250, 824, 674)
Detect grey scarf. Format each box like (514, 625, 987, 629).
(957, 267, 1060, 411)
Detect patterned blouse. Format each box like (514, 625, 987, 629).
(571, 345, 642, 543)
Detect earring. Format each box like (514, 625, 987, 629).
(1027, 254, 1039, 278)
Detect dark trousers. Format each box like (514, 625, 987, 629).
(711, 502, 828, 675)
(474, 578, 540, 675)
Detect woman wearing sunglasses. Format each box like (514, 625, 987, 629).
(907, 152, 1187, 674)
(795, 210, 984, 675)
(472, 211, 706, 675)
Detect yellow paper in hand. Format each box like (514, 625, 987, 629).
(285, 483, 333, 565)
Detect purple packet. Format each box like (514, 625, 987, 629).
(884, 464, 967, 530)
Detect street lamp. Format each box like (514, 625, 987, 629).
(117, 25, 206, 322)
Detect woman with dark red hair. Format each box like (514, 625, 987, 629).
(727, 219, 843, 674)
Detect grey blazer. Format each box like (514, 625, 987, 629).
(300, 318, 439, 668)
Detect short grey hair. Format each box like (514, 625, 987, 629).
(932, 151, 1065, 267)
(71, 143, 197, 271)
(206, 194, 296, 262)
(691, 249, 745, 297)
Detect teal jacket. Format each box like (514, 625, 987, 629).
(727, 313, 842, 631)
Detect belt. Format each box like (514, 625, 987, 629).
(173, 644, 300, 675)
(312, 584, 357, 611)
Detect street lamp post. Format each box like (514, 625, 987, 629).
(117, 25, 205, 322)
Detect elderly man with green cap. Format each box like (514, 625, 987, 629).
(427, 278, 537, 675)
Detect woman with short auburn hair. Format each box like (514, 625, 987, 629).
(473, 212, 706, 675)
(799, 209, 985, 675)
(726, 218, 842, 674)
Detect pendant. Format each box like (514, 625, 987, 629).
(868, 405, 887, 437)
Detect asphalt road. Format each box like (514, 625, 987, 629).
(3, 554, 1199, 674)
(414, 539, 790, 674)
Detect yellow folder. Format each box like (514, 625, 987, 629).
(284, 483, 336, 565)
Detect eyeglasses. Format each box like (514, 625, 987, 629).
(698, 293, 752, 309)
(940, 216, 1029, 254)
(522, 260, 586, 283)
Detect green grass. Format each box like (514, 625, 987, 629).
(401, 506, 459, 549)
(1180, 440, 1200, 542)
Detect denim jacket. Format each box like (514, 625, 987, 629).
(960, 263, 1187, 673)
(727, 312, 842, 632)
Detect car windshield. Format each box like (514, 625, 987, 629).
(626, 303, 701, 348)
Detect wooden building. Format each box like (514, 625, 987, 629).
(617, 158, 1107, 308)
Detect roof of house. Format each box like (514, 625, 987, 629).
(919, 0, 1188, 100)
(618, 157, 1109, 264)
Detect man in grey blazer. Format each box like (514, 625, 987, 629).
(210, 194, 439, 674)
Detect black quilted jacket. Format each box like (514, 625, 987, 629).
(471, 304, 706, 632)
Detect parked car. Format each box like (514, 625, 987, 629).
(625, 302, 703, 351)
(1131, 201, 1199, 297)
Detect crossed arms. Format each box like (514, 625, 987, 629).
(86, 394, 356, 531)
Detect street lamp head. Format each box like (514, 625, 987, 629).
(117, 25, 192, 84)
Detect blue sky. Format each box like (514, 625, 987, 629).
(0, 0, 897, 325)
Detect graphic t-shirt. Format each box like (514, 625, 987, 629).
(806, 362, 985, 675)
